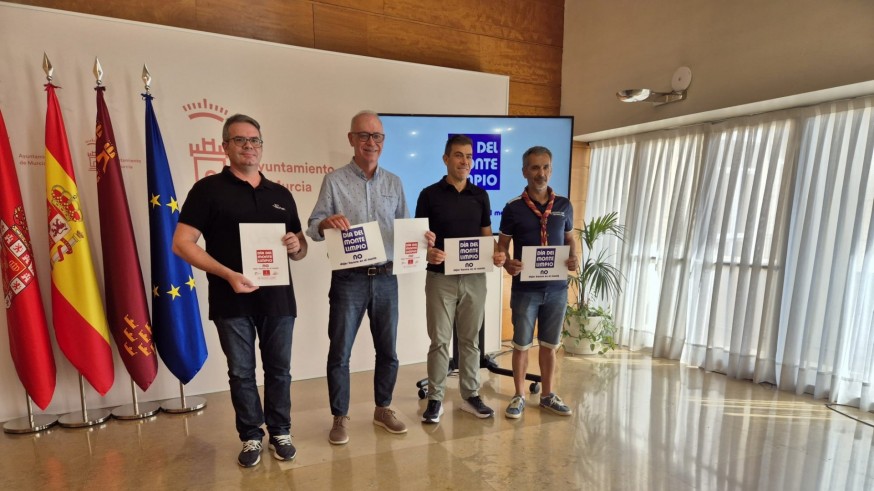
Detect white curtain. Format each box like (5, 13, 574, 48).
(586, 95, 874, 412)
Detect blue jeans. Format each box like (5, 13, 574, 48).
(327, 269, 399, 416)
(214, 316, 294, 441)
(510, 288, 567, 350)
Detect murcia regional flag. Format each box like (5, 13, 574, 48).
(44, 83, 114, 395)
(96, 86, 157, 391)
(0, 107, 56, 409)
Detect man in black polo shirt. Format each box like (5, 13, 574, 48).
(173, 114, 307, 467)
(415, 134, 506, 423)
(497, 145, 577, 419)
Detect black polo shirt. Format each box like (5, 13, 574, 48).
(178, 166, 302, 319)
(415, 177, 491, 274)
(499, 192, 574, 292)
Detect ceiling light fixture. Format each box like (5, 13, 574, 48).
(617, 66, 692, 106)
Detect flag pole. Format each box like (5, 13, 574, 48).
(58, 374, 111, 428)
(3, 390, 58, 434)
(88, 58, 159, 421)
(112, 378, 160, 420)
(43, 56, 111, 428)
(140, 64, 206, 414)
(160, 381, 206, 414)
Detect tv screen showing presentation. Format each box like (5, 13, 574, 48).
(378, 114, 574, 221)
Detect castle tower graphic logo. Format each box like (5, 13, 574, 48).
(86, 138, 97, 172)
(184, 98, 230, 180)
(183, 98, 229, 122)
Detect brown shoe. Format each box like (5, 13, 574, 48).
(373, 406, 407, 434)
(329, 415, 350, 445)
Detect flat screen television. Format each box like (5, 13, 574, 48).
(378, 114, 574, 221)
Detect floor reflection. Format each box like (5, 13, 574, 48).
(1, 349, 871, 490)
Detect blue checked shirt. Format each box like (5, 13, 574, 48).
(307, 160, 409, 259)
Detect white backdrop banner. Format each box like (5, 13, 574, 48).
(0, 2, 508, 421)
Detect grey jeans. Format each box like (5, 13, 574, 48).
(424, 271, 487, 401)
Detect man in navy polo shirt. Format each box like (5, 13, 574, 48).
(416, 134, 506, 423)
(497, 145, 578, 419)
(174, 114, 307, 467)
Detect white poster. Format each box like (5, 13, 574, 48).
(324, 221, 386, 270)
(443, 236, 494, 275)
(393, 218, 429, 274)
(239, 223, 290, 286)
(520, 245, 570, 282)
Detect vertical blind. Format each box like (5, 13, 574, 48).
(587, 96, 874, 412)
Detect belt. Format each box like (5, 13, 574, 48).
(350, 262, 393, 276)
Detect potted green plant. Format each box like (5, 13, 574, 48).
(563, 212, 625, 354)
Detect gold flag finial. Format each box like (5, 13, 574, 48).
(43, 53, 53, 82)
(93, 57, 103, 86)
(142, 64, 152, 94)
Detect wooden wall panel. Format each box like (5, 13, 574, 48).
(384, 0, 563, 46)
(312, 4, 370, 56)
(313, 0, 385, 14)
(196, 0, 315, 47)
(510, 81, 560, 108)
(480, 36, 562, 85)
(508, 105, 560, 116)
(6, 0, 199, 29)
(8, 0, 565, 115)
(366, 16, 482, 73)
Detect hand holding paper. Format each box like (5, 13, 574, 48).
(239, 223, 291, 287)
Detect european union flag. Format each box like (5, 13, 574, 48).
(144, 93, 207, 384)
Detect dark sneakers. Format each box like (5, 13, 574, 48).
(238, 439, 263, 467)
(460, 395, 495, 419)
(540, 393, 573, 416)
(268, 435, 297, 461)
(421, 400, 444, 424)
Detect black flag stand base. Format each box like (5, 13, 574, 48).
(3, 390, 58, 434)
(160, 381, 206, 414)
(58, 375, 111, 428)
(111, 379, 160, 420)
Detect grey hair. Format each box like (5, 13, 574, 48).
(522, 146, 552, 168)
(350, 110, 382, 131)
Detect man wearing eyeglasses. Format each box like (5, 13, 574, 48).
(174, 114, 307, 468)
(307, 110, 418, 445)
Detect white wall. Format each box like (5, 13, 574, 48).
(0, 3, 509, 421)
(562, 0, 874, 136)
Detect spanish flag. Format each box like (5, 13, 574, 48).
(96, 86, 157, 391)
(44, 83, 113, 395)
(0, 107, 56, 409)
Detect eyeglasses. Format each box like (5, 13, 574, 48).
(351, 132, 385, 143)
(226, 136, 264, 148)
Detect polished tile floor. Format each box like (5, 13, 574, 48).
(2, 348, 872, 490)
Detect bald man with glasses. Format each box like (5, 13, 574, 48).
(308, 110, 432, 445)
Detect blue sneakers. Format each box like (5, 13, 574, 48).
(505, 395, 525, 419)
(539, 393, 572, 416)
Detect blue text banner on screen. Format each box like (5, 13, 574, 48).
(379, 115, 574, 223)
